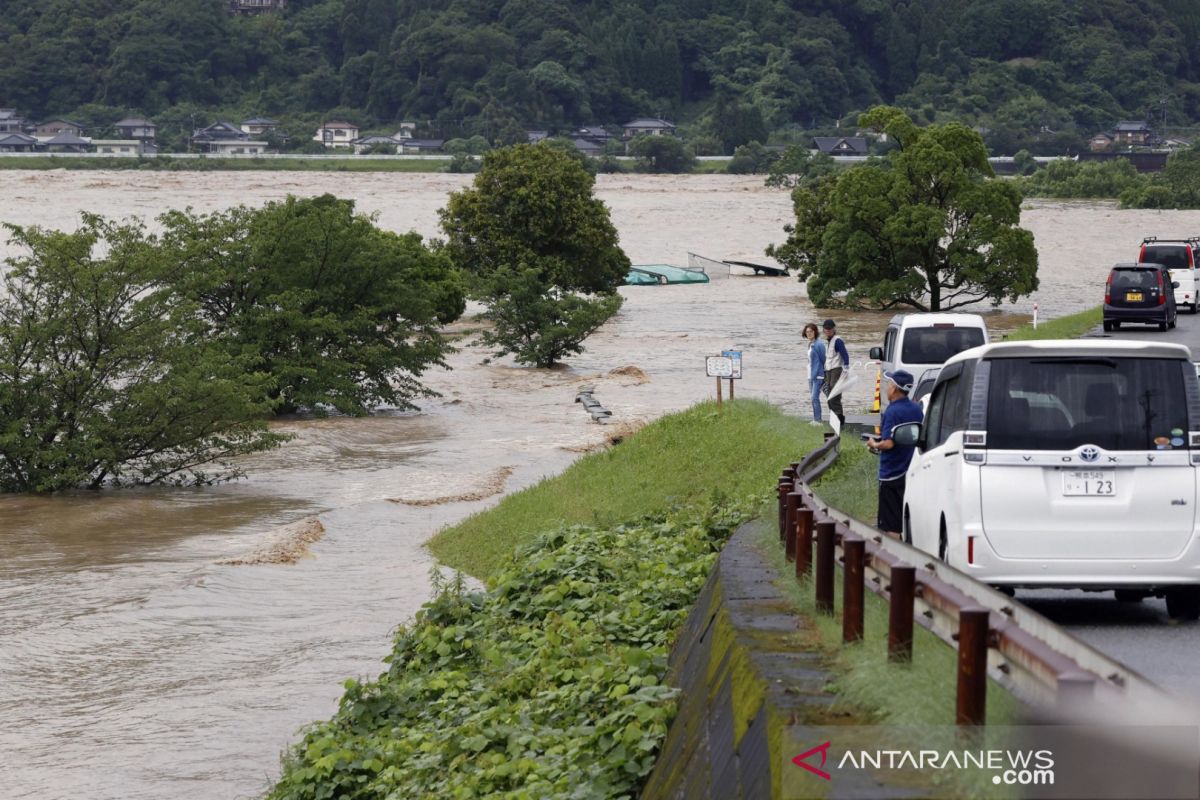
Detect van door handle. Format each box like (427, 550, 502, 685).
(943, 450, 960, 458)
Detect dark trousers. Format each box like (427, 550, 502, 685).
(877, 476, 905, 534)
(823, 366, 845, 425)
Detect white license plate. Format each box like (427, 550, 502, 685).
(1062, 470, 1116, 496)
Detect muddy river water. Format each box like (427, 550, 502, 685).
(3, 171, 1200, 799)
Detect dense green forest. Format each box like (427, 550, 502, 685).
(5, 0, 1200, 153)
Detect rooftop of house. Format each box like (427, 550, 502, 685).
(811, 136, 868, 153)
(0, 133, 37, 144)
(242, 117, 279, 126)
(623, 117, 675, 128)
(42, 132, 90, 145)
(319, 121, 358, 129)
(1115, 120, 1152, 132)
(37, 118, 85, 128)
(115, 117, 156, 128)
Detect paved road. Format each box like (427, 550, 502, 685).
(1020, 309, 1200, 705)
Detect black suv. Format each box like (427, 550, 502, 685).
(1103, 262, 1178, 332)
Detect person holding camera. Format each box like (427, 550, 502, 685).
(865, 370, 922, 538)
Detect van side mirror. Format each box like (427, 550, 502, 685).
(892, 422, 922, 448)
(869, 346, 883, 361)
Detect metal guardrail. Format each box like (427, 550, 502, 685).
(776, 434, 1180, 724)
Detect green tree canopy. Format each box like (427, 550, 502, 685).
(162, 194, 465, 415)
(627, 135, 697, 173)
(0, 216, 283, 492)
(439, 143, 630, 367)
(769, 106, 1039, 311)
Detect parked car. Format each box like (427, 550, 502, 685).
(1103, 262, 1178, 332)
(868, 314, 988, 408)
(891, 339, 1200, 619)
(1139, 237, 1200, 313)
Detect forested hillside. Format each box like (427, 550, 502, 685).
(4, 0, 1200, 153)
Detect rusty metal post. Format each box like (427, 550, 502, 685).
(1056, 672, 1096, 710)
(814, 521, 836, 614)
(777, 478, 791, 541)
(716, 377, 722, 407)
(795, 508, 814, 579)
(956, 607, 990, 726)
(843, 536, 865, 642)
(887, 565, 915, 663)
(785, 492, 801, 557)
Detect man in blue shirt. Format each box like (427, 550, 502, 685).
(865, 370, 923, 538)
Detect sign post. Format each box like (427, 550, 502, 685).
(707, 352, 743, 408)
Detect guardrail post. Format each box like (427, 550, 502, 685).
(823, 432, 835, 442)
(814, 521, 836, 614)
(777, 478, 791, 541)
(956, 607, 990, 726)
(843, 536, 865, 642)
(887, 565, 915, 663)
(795, 508, 814, 579)
(785, 493, 802, 559)
(1056, 672, 1096, 710)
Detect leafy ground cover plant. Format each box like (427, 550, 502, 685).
(270, 501, 753, 799)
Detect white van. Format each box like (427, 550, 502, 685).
(868, 313, 988, 404)
(892, 339, 1200, 619)
(1139, 237, 1200, 313)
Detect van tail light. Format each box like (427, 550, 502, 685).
(1158, 270, 1166, 305)
(967, 536, 975, 565)
(1105, 273, 1112, 304)
(1139, 244, 1146, 263)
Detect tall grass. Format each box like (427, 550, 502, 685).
(1001, 305, 1102, 341)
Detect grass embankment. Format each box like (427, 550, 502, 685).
(1001, 305, 1102, 341)
(429, 399, 820, 580)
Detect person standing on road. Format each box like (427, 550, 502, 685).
(803, 323, 826, 425)
(866, 370, 923, 538)
(822, 319, 850, 427)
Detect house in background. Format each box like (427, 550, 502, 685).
(526, 130, 549, 144)
(38, 132, 90, 153)
(622, 118, 676, 139)
(1113, 120, 1153, 147)
(398, 138, 444, 154)
(93, 139, 157, 156)
(314, 120, 360, 148)
(571, 137, 604, 157)
(192, 121, 266, 154)
(0, 109, 29, 134)
(393, 122, 416, 140)
(1088, 131, 1115, 152)
(34, 119, 85, 137)
(812, 136, 868, 156)
(0, 132, 37, 152)
(351, 135, 401, 154)
(241, 117, 279, 137)
(114, 117, 157, 141)
(228, 0, 287, 13)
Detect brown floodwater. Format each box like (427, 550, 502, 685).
(2, 171, 1200, 799)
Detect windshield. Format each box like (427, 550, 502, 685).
(986, 357, 1188, 451)
(1141, 245, 1191, 269)
(900, 327, 985, 364)
(1111, 268, 1158, 289)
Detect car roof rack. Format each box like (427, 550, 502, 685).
(1141, 236, 1198, 244)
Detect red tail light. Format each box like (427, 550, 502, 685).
(967, 536, 975, 565)
(1139, 245, 1147, 262)
(1105, 273, 1112, 304)
(1158, 270, 1166, 305)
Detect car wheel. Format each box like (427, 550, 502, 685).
(1166, 588, 1200, 621)
(1192, 302, 1198, 314)
(902, 507, 913, 545)
(1111, 321, 1120, 330)
(1169, 316, 1177, 329)
(1102, 321, 1114, 332)
(1114, 589, 1146, 603)
(1159, 321, 1168, 331)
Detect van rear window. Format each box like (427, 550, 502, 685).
(900, 327, 985, 364)
(1111, 269, 1157, 289)
(1141, 245, 1191, 269)
(985, 358, 1187, 451)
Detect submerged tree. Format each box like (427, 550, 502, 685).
(162, 194, 466, 415)
(439, 143, 630, 367)
(0, 217, 283, 492)
(769, 106, 1039, 311)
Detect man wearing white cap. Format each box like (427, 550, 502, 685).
(866, 369, 923, 538)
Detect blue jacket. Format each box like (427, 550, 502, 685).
(808, 340, 826, 381)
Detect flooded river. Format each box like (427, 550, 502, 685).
(3, 171, 1200, 799)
